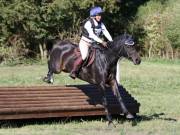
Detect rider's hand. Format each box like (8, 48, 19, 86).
(102, 41, 108, 48)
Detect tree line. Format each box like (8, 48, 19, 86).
(0, 0, 179, 63)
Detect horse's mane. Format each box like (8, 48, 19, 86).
(112, 34, 127, 43)
(107, 34, 131, 49)
(107, 35, 123, 48)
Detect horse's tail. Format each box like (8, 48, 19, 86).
(45, 39, 54, 55)
(45, 38, 60, 57)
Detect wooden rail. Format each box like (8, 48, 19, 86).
(0, 84, 140, 120)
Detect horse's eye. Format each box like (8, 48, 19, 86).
(126, 45, 132, 48)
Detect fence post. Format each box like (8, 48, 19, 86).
(116, 60, 120, 84)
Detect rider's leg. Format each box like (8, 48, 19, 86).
(79, 39, 90, 60)
(69, 39, 90, 79)
(69, 57, 83, 79)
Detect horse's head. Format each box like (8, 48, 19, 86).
(113, 34, 141, 65)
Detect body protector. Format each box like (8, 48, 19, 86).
(82, 18, 103, 41)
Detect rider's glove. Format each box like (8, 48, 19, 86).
(102, 41, 108, 48)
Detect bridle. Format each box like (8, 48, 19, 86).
(107, 38, 135, 59)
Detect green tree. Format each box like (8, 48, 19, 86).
(164, 0, 180, 58)
(134, 0, 179, 59)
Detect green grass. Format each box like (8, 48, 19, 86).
(0, 64, 86, 86)
(0, 59, 179, 135)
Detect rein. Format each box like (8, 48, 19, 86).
(90, 36, 134, 60)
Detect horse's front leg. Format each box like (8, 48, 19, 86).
(110, 79, 134, 119)
(98, 82, 116, 127)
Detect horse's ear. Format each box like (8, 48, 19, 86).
(128, 35, 132, 40)
(123, 32, 129, 40)
(130, 35, 133, 39)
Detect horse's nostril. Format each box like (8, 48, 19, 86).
(136, 59, 141, 64)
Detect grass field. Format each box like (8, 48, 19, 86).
(0, 58, 179, 135)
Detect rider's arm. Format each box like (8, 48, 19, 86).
(84, 21, 103, 43)
(101, 23, 113, 42)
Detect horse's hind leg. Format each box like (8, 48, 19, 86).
(43, 60, 54, 84)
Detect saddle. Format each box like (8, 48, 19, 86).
(73, 42, 106, 67)
(74, 47, 96, 67)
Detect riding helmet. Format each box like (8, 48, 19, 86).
(90, 6, 104, 16)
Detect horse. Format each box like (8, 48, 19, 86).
(43, 34, 141, 125)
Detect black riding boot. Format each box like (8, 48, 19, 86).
(69, 57, 83, 79)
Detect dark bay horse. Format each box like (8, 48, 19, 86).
(44, 34, 141, 125)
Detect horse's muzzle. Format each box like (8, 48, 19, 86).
(134, 58, 141, 65)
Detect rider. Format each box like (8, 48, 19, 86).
(70, 6, 113, 79)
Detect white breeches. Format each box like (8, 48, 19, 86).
(79, 38, 91, 60)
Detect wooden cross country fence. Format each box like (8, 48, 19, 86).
(0, 84, 140, 120)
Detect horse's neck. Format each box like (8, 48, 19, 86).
(105, 41, 123, 64)
(103, 48, 119, 66)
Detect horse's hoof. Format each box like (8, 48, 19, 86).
(126, 113, 134, 119)
(69, 74, 76, 79)
(43, 76, 53, 84)
(49, 78, 54, 84)
(108, 121, 116, 128)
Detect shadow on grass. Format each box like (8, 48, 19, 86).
(0, 113, 177, 129)
(0, 116, 107, 129)
(131, 113, 177, 126)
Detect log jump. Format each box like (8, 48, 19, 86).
(0, 84, 140, 120)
